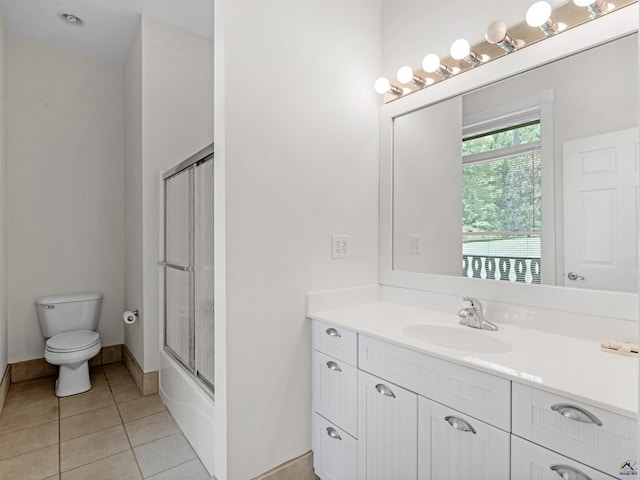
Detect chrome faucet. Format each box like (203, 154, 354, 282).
(458, 297, 498, 331)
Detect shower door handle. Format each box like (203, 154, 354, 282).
(158, 261, 194, 272)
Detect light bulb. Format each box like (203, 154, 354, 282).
(397, 66, 414, 84)
(573, 0, 608, 17)
(526, 1, 552, 27)
(485, 21, 508, 44)
(374, 77, 391, 94)
(422, 54, 441, 73)
(573, 0, 594, 5)
(450, 39, 471, 60)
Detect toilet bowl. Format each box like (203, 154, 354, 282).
(45, 330, 101, 397)
(35, 292, 102, 397)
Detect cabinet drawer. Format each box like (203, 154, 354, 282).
(512, 383, 637, 477)
(359, 334, 511, 431)
(419, 397, 510, 480)
(511, 435, 617, 480)
(313, 414, 357, 480)
(313, 320, 358, 365)
(313, 350, 358, 437)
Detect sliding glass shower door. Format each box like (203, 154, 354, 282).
(161, 145, 214, 394)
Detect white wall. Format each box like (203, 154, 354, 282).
(124, 26, 145, 367)
(124, 17, 214, 372)
(7, 35, 125, 362)
(220, 1, 380, 477)
(0, 11, 7, 376)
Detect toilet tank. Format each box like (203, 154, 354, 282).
(35, 292, 102, 337)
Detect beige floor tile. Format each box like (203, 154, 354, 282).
(0, 420, 58, 461)
(146, 458, 210, 480)
(111, 384, 143, 404)
(133, 432, 197, 478)
(60, 424, 130, 472)
(117, 394, 166, 423)
(44, 476, 60, 480)
(0, 444, 59, 480)
(60, 404, 122, 442)
(60, 450, 142, 480)
(102, 345, 123, 365)
(59, 387, 115, 418)
(6, 376, 56, 396)
(125, 410, 180, 447)
(3, 384, 58, 412)
(0, 402, 59, 434)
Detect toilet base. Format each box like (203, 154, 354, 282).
(55, 361, 92, 397)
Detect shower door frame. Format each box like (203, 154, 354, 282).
(159, 143, 215, 396)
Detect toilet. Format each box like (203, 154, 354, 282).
(35, 292, 102, 397)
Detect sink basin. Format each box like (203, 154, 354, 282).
(402, 324, 513, 354)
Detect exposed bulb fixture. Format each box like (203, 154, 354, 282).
(57, 11, 85, 27)
(450, 39, 487, 67)
(396, 66, 428, 88)
(485, 21, 519, 53)
(526, 1, 565, 35)
(422, 53, 453, 78)
(573, 0, 609, 17)
(374, 77, 402, 95)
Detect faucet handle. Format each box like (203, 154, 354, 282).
(463, 297, 482, 309)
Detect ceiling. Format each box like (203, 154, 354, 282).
(0, 0, 214, 64)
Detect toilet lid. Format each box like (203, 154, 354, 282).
(46, 330, 100, 353)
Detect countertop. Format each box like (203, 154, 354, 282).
(308, 301, 638, 418)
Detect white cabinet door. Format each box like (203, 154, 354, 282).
(511, 435, 618, 480)
(314, 414, 358, 480)
(358, 370, 418, 480)
(418, 397, 510, 480)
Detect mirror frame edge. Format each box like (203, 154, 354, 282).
(379, 4, 639, 322)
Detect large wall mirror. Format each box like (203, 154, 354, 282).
(380, 4, 639, 320)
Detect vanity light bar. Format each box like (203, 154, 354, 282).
(374, 0, 635, 102)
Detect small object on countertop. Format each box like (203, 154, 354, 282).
(600, 340, 639, 357)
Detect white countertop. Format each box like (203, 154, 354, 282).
(308, 301, 638, 418)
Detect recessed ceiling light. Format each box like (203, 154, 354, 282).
(57, 12, 85, 27)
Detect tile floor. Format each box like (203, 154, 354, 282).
(0, 362, 211, 480)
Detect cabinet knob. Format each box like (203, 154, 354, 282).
(550, 464, 592, 480)
(325, 327, 341, 338)
(326, 361, 342, 372)
(375, 383, 396, 398)
(444, 415, 477, 434)
(550, 403, 603, 426)
(326, 427, 342, 440)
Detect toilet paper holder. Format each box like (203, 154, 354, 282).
(122, 309, 139, 324)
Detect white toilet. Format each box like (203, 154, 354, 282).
(35, 292, 102, 397)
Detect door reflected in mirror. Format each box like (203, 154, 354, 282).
(392, 34, 638, 293)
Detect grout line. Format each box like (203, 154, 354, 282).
(108, 364, 146, 480)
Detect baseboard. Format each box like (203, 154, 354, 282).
(0, 364, 10, 416)
(252, 451, 317, 480)
(10, 344, 124, 383)
(122, 344, 158, 396)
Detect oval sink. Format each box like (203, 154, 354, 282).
(402, 324, 512, 354)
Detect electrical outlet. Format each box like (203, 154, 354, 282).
(332, 235, 351, 259)
(409, 234, 421, 255)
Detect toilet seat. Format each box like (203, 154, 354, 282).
(46, 330, 100, 353)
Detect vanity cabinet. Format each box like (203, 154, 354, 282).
(311, 319, 636, 480)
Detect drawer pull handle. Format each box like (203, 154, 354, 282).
(326, 427, 342, 440)
(375, 383, 396, 398)
(325, 328, 341, 338)
(326, 361, 342, 372)
(444, 415, 477, 434)
(550, 464, 592, 480)
(550, 403, 603, 426)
